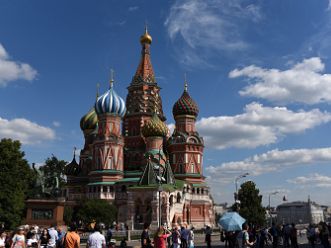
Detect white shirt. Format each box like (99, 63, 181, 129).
(88, 231, 106, 248)
(0, 237, 5, 247)
(48, 228, 58, 247)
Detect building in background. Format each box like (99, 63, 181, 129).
(276, 197, 324, 225)
(64, 27, 215, 229)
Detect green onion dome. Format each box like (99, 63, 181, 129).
(173, 84, 199, 118)
(80, 107, 98, 133)
(142, 113, 169, 137)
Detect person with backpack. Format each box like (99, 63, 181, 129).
(237, 224, 254, 248)
(289, 224, 298, 248)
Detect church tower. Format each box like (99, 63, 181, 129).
(123, 27, 166, 172)
(89, 76, 126, 194)
(168, 81, 205, 183)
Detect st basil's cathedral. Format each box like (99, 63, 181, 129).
(64, 27, 215, 229)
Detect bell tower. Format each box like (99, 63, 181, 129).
(123, 26, 166, 172)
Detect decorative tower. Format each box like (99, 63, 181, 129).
(123, 26, 166, 172)
(168, 80, 204, 183)
(90, 74, 126, 192)
(139, 113, 175, 186)
(79, 86, 99, 176)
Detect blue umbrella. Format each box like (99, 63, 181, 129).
(218, 212, 246, 231)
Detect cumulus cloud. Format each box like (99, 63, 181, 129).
(196, 102, 331, 149)
(165, 0, 262, 67)
(206, 147, 331, 183)
(287, 173, 331, 188)
(229, 57, 331, 105)
(0, 117, 55, 145)
(0, 43, 37, 86)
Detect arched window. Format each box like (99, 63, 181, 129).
(197, 188, 200, 194)
(169, 195, 174, 206)
(176, 192, 181, 203)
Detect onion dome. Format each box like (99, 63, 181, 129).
(142, 113, 168, 137)
(173, 82, 199, 118)
(64, 148, 81, 176)
(80, 107, 98, 132)
(140, 25, 152, 44)
(95, 81, 126, 117)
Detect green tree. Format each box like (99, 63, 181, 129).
(40, 155, 67, 189)
(0, 138, 35, 229)
(235, 181, 266, 226)
(77, 199, 117, 225)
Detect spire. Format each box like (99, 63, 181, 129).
(132, 25, 155, 84)
(184, 73, 188, 92)
(96, 83, 100, 100)
(110, 68, 114, 88)
(73, 146, 77, 159)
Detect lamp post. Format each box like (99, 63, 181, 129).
(268, 191, 279, 226)
(156, 145, 165, 228)
(234, 173, 249, 210)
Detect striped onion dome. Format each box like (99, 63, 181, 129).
(95, 83, 126, 117)
(80, 107, 98, 132)
(172, 84, 199, 118)
(142, 113, 169, 137)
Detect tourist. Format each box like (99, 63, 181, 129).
(153, 226, 171, 248)
(204, 225, 212, 248)
(319, 222, 330, 248)
(188, 227, 194, 248)
(106, 226, 113, 246)
(56, 226, 66, 248)
(63, 224, 80, 248)
(87, 224, 106, 248)
(307, 224, 316, 248)
(172, 225, 181, 248)
(39, 228, 51, 248)
(180, 224, 189, 248)
(289, 224, 298, 248)
(119, 238, 127, 248)
(269, 223, 279, 248)
(0, 232, 7, 248)
(26, 233, 38, 248)
(48, 227, 58, 248)
(141, 223, 152, 248)
(11, 227, 26, 248)
(237, 223, 254, 248)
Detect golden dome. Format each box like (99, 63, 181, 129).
(140, 26, 152, 44)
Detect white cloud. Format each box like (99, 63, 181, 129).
(0, 43, 37, 86)
(52, 121, 61, 127)
(0, 117, 55, 145)
(206, 147, 331, 182)
(288, 173, 331, 188)
(196, 102, 331, 149)
(128, 6, 139, 12)
(165, 0, 262, 67)
(229, 57, 331, 105)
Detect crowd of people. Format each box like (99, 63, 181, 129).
(220, 222, 331, 248)
(140, 223, 196, 248)
(0, 223, 120, 248)
(0, 224, 80, 248)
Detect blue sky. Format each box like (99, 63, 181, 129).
(1, 0, 331, 206)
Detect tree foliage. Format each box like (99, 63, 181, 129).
(77, 199, 117, 225)
(40, 155, 67, 189)
(236, 181, 266, 226)
(0, 138, 35, 229)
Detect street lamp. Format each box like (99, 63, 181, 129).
(155, 145, 166, 227)
(234, 173, 249, 202)
(268, 191, 279, 226)
(233, 173, 249, 211)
